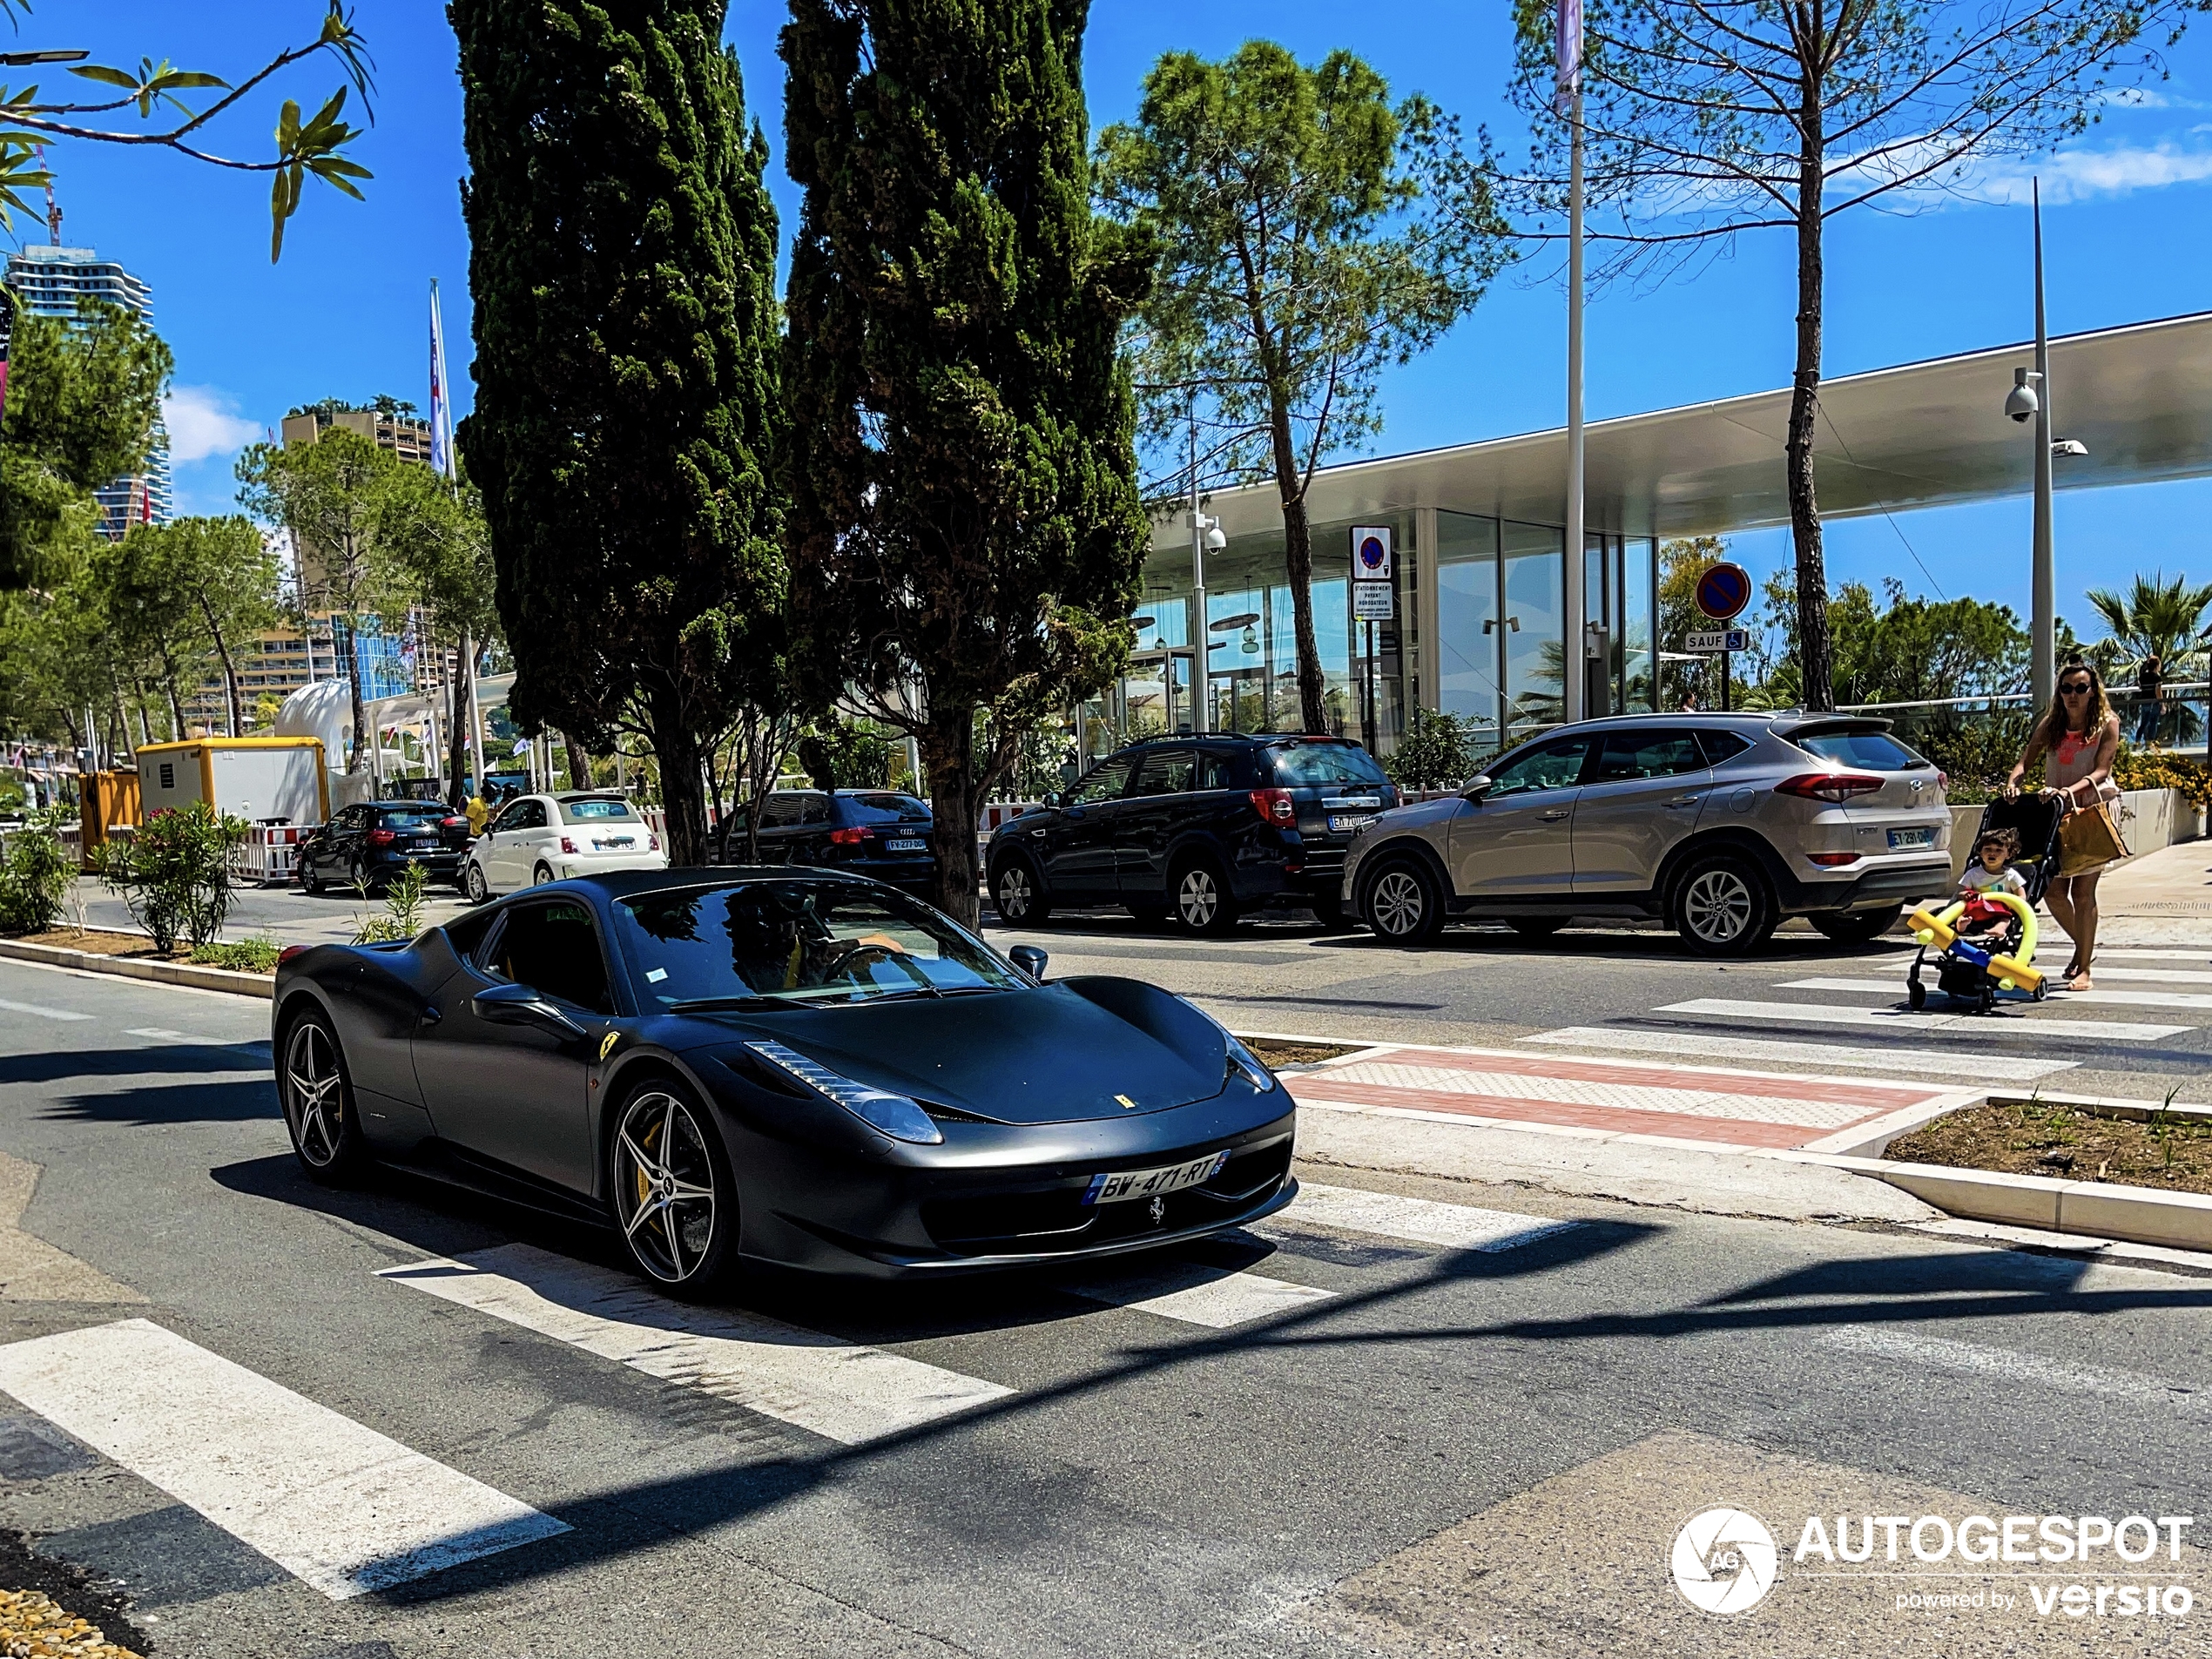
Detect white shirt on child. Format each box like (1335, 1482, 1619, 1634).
(1960, 864, 2027, 897)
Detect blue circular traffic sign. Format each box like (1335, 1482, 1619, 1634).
(1695, 562, 1752, 622)
(1358, 534, 1387, 572)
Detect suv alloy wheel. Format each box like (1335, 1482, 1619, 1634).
(1363, 859, 1442, 946)
(1171, 857, 1237, 935)
(1671, 850, 1777, 956)
(993, 859, 1049, 925)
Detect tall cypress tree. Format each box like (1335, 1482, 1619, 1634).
(781, 0, 1152, 927)
(452, 0, 784, 862)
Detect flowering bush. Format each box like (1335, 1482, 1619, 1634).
(2113, 745, 2212, 809)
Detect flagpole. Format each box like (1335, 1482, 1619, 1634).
(1561, 7, 1587, 725)
(429, 277, 487, 798)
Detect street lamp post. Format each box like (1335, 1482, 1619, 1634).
(2006, 180, 2087, 711)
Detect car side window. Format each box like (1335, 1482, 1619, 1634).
(1696, 730, 1754, 766)
(1132, 752, 1196, 796)
(1197, 751, 1240, 791)
(1068, 756, 1136, 806)
(759, 794, 803, 829)
(486, 900, 610, 1013)
(1485, 737, 1594, 799)
(491, 800, 529, 833)
(798, 795, 831, 826)
(1591, 730, 1706, 783)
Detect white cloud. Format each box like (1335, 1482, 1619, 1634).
(160, 385, 261, 464)
(1971, 141, 2212, 205)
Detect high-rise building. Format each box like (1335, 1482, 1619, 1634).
(280, 406, 434, 464)
(3, 243, 172, 536)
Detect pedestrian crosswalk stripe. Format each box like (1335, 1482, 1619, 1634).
(0, 997, 91, 1022)
(2077, 965, 2212, 987)
(1059, 1261, 1334, 1328)
(1822, 1325, 2202, 1412)
(0, 1318, 567, 1598)
(380, 1244, 1009, 1446)
(1265, 1183, 1576, 1252)
(1525, 1026, 2078, 1082)
(2086, 948, 2212, 963)
(1782, 976, 2212, 1012)
(1654, 998, 2189, 1042)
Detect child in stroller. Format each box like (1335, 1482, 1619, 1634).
(1904, 796, 2066, 1011)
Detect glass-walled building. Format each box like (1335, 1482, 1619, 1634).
(1082, 508, 1656, 767)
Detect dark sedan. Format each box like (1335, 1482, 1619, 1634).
(300, 800, 472, 894)
(715, 790, 937, 897)
(272, 869, 1296, 1289)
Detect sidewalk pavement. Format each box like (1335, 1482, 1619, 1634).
(2040, 838, 2212, 950)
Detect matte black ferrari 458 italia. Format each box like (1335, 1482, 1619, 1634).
(272, 870, 1297, 1289)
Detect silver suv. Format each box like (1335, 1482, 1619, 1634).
(1343, 713, 1952, 954)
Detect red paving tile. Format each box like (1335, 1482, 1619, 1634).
(1362, 1046, 1939, 1110)
(1286, 1077, 1839, 1150)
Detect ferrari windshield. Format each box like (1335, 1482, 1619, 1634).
(616, 880, 1025, 1007)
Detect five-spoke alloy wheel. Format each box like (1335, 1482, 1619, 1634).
(1362, 860, 1442, 946)
(611, 1082, 736, 1293)
(281, 1011, 367, 1182)
(1671, 852, 1777, 957)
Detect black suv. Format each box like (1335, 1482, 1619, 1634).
(987, 735, 1398, 933)
(714, 788, 937, 896)
(300, 800, 471, 894)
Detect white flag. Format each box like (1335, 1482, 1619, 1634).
(1556, 0, 1583, 118)
(428, 280, 456, 481)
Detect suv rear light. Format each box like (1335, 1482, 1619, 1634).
(1776, 772, 1885, 804)
(827, 826, 872, 845)
(1249, 787, 1296, 826)
(560, 836, 579, 853)
(368, 828, 396, 846)
(1806, 851, 1860, 867)
(1936, 771, 1950, 792)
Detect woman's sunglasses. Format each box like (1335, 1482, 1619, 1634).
(2060, 682, 2094, 695)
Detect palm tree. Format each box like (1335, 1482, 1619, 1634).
(2087, 571, 2212, 747)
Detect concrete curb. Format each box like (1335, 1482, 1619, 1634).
(1862, 1157, 2212, 1252)
(0, 937, 273, 1001)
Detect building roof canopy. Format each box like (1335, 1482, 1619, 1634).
(1190, 311, 2212, 544)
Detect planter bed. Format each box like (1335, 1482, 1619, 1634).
(1244, 1037, 1361, 1068)
(1886, 1096, 2212, 1198)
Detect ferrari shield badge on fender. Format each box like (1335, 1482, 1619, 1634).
(1115, 1094, 1137, 1109)
(597, 1030, 620, 1062)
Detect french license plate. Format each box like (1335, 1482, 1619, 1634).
(1329, 813, 1378, 833)
(409, 839, 438, 851)
(1082, 1150, 1230, 1206)
(597, 837, 634, 850)
(1888, 827, 1935, 849)
(886, 838, 927, 853)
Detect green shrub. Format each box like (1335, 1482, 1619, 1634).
(1386, 707, 1481, 790)
(0, 810, 73, 935)
(350, 861, 428, 945)
(188, 934, 280, 974)
(97, 802, 247, 952)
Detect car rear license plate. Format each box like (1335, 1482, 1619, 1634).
(1328, 813, 1378, 833)
(1083, 1150, 1230, 1206)
(1888, 827, 1935, 849)
(886, 838, 927, 853)
(409, 839, 438, 851)
(597, 837, 634, 850)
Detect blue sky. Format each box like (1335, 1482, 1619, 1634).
(26, 1, 2212, 627)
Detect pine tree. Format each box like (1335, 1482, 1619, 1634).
(452, 0, 785, 861)
(781, 0, 1152, 926)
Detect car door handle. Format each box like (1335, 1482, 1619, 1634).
(421, 1003, 442, 1025)
(1540, 809, 1570, 821)
(1668, 792, 1703, 806)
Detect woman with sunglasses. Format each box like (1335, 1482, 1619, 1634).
(2004, 659, 2121, 990)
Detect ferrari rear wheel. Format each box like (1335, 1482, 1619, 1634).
(611, 1080, 737, 1295)
(281, 1010, 368, 1184)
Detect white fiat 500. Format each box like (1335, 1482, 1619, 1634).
(462, 792, 667, 901)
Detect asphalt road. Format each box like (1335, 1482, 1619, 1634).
(0, 960, 2207, 1656)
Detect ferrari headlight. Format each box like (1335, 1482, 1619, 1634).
(1182, 1002, 1278, 1094)
(745, 1041, 944, 1145)
(1224, 1033, 1278, 1093)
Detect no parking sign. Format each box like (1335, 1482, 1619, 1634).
(1694, 562, 1752, 622)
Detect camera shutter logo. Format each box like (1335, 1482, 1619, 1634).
(1670, 1507, 1778, 1615)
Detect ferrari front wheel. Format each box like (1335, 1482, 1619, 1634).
(280, 1009, 369, 1184)
(610, 1080, 737, 1296)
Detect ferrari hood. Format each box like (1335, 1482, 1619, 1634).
(694, 976, 1231, 1125)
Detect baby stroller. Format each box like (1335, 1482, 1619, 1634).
(1903, 792, 2067, 1012)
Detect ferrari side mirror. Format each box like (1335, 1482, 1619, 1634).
(472, 981, 588, 1041)
(1008, 944, 1049, 982)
